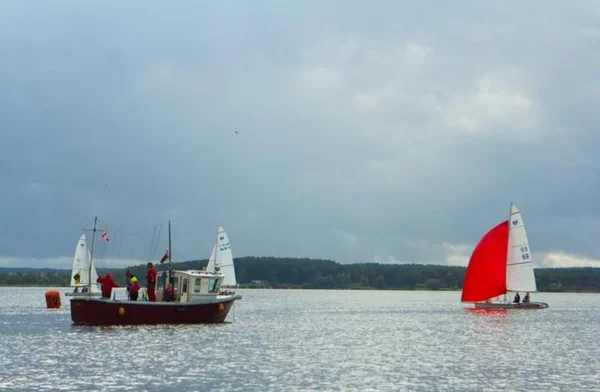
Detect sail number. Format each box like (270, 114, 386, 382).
(520, 246, 529, 260)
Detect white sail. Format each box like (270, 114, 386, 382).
(206, 244, 216, 272)
(506, 203, 538, 292)
(89, 252, 100, 293)
(215, 226, 237, 287)
(70, 233, 101, 293)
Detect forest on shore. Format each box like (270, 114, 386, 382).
(1, 256, 599, 292)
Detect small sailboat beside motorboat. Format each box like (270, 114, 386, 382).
(205, 226, 240, 297)
(64, 232, 102, 297)
(461, 203, 548, 309)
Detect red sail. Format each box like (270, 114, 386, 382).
(461, 220, 509, 302)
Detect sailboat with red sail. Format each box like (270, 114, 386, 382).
(461, 203, 549, 309)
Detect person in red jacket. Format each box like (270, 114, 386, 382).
(97, 272, 119, 298)
(146, 263, 157, 302)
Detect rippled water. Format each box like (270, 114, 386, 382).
(0, 288, 599, 391)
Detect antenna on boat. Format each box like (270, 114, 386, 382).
(168, 220, 172, 272)
(214, 226, 220, 272)
(88, 217, 98, 294)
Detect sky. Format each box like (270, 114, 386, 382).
(1, 1, 600, 269)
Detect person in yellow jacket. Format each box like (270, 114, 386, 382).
(129, 275, 140, 301)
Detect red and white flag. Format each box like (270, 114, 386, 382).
(101, 230, 110, 242)
(159, 249, 169, 264)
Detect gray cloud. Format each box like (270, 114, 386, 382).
(1, 1, 600, 268)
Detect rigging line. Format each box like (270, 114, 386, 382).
(96, 219, 170, 237)
(96, 240, 107, 270)
(80, 217, 92, 233)
(123, 224, 165, 236)
(115, 229, 123, 269)
(89, 220, 170, 267)
(128, 231, 135, 264)
(111, 230, 121, 268)
(106, 228, 116, 267)
(153, 225, 159, 258)
(152, 224, 163, 262)
(147, 226, 158, 262)
(129, 222, 159, 236)
(116, 230, 125, 264)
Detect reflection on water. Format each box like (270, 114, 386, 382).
(0, 288, 599, 391)
(463, 307, 509, 316)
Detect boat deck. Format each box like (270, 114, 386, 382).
(474, 301, 549, 309)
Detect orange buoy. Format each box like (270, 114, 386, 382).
(45, 290, 61, 309)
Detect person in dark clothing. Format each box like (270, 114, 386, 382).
(125, 270, 132, 293)
(513, 292, 521, 304)
(163, 283, 175, 302)
(523, 292, 530, 303)
(97, 272, 119, 298)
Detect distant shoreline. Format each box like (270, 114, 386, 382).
(2, 285, 599, 294)
(2, 257, 600, 292)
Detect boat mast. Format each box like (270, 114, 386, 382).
(168, 220, 172, 273)
(505, 202, 513, 297)
(214, 226, 219, 272)
(88, 217, 98, 293)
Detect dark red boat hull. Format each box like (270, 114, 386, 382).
(70, 297, 237, 326)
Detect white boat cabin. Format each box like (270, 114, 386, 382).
(109, 269, 226, 303)
(159, 269, 225, 303)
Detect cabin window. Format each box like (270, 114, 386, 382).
(194, 278, 201, 293)
(182, 278, 188, 294)
(158, 271, 168, 290)
(208, 278, 218, 293)
(172, 278, 179, 293)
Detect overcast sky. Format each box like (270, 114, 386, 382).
(1, 1, 600, 269)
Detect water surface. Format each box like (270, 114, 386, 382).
(0, 288, 598, 391)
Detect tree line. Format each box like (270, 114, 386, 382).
(1, 256, 599, 292)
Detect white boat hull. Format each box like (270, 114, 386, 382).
(474, 301, 549, 309)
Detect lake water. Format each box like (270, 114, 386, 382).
(0, 288, 598, 391)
